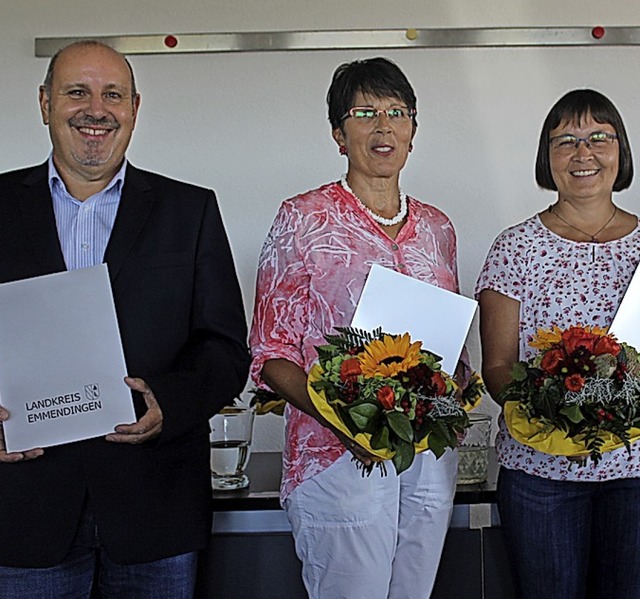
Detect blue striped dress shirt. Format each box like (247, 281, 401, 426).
(48, 157, 126, 271)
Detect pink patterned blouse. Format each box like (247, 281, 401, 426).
(250, 181, 463, 500)
(476, 214, 640, 481)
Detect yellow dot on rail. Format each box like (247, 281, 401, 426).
(406, 28, 418, 41)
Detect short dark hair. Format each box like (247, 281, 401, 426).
(535, 89, 633, 192)
(326, 57, 417, 131)
(42, 40, 137, 101)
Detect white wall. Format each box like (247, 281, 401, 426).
(2, 1, 640, 450)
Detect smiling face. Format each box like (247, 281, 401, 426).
(333, 91, 415, 185)
(549, 113, 619, 204)
(39, 43, 140, 188)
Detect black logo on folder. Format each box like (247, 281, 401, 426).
(84, 384, 100, 401)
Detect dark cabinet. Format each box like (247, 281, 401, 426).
(199, 533, 306, 598)
(197, 452, 515, 598)
(199, 524, 515, 598)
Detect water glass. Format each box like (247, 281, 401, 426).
(458, 413, 492, 485)
(210, 406, 255, 490)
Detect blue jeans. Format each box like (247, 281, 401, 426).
(498, 467, 640, 599)
(0, 506, 198, 599)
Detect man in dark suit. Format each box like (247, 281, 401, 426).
(0, 40, 250, 597)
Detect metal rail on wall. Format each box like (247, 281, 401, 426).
(34, 26, 640, 56)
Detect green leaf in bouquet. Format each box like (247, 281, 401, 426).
(457, 412, 471, 429)
(619, 344, 630, 364)
(325, 326, 383, 350)
(436, 418, 459, 448)
(498, 374, 530, 404)
(315, 344, 341, 363)
(593, 353, 618, 378)
(427, 428, 447, 458)
(392, 439, 415, 474)
(535, 410, 564, 431)
(524, 420, 556, 440)
(461, 372, 486, 408)
(420, 351, 443, 370)
(533, 386, 564, 420)
(370, 424, 391, 451)
(348, 402, 379, 432)
(511, 361, 529, 382)
(386, 411, 414, 443)
(413, 419, 429, 442)
(311, 379, 342, 403)
(581, 431, 606, 465)
(432, 419, 458, 456)
(540, 376, 562, 392)
(604, 419, 629, 447)
(559, 403, 584, 424)
(335, 404, 360, 437)
(629, 410, 640, 428)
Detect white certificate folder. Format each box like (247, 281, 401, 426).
(610, 262, 640, 349)
(351, 264, 477, 375)
(0, 264, 135, 452)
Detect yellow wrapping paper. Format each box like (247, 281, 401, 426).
(504, 400, 640, 456)
(307, 363, 430, 460)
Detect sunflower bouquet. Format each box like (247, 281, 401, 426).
(501, 325, 640, 464)
(308, 327, 472, 475)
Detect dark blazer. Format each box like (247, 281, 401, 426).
(0, 162, 250, 567)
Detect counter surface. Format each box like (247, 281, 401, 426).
(212, 449, 498, 511)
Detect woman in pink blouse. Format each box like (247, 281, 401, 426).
(250, 57, 467, 598)
(476, 89, 640, 598)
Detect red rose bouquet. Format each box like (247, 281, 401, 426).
(308, 327, 477, 475)
(501, 325, 640, 464)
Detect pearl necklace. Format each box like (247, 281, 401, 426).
(340, 175, 408, 227)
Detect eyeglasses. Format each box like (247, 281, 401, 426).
(340, 106, 416, 123)
(549, 131, 618, 153)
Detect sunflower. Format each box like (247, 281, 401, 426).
(358, 333, 422, 378)
(529, 326, 564, 350)
(530, 325, 610, 351)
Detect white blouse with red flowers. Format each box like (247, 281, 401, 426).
(476, 214, 640, 481)
(250, 181, 464, 501)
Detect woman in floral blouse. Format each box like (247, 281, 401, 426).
(250, 57, 468, 598)
(476, 89, 640, 598)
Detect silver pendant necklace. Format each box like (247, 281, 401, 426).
(340, 175, 408, 227)
(549, 204, 618, 243)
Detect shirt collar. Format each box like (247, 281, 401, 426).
(47, 154, 127, 201)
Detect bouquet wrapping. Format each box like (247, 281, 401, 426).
(307, 327, 478, 474)
(501, 325, 640, 463)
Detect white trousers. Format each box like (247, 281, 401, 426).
(284, 448, 458, 599)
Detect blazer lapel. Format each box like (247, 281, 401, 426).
(104, 164, 155, 281)
(18, 164, 66, 273)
